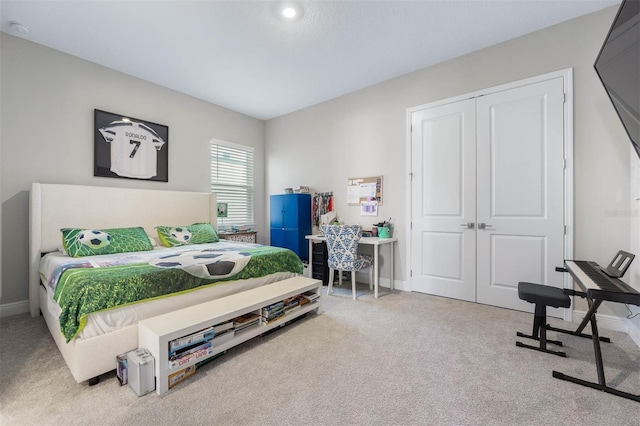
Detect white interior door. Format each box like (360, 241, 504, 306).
(409, 74, 567, 313)
(475, 78, 566, 311)
(410, 99, 477, 301)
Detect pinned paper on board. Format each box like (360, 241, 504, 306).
(347, 176, 383, 205)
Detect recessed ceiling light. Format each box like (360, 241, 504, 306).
(279, 3, 302, 21)
(282, 7, 297, 19)
(10, 21, 30, 35)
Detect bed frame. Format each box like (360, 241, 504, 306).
(29, 183, 217, 383)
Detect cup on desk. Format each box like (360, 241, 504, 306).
(378, 226, 390, 239)
(371, 227, 378, 237)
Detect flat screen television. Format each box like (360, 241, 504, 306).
(594, 0, 640, 158)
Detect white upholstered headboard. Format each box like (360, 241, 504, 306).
(29, 183, 216, 317)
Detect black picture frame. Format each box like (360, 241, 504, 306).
(94, 109, 169, 182)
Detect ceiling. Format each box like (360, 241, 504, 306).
(0, 0, 619, 120)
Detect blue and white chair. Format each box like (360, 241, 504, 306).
(322, 225, 373, 300)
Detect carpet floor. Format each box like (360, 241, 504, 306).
(1, 284, 639, 425)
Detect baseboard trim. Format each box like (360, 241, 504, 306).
(0, 300, 30, 318)
(572, 309, 628, 333)
(573, 309, 640, 350)
(353, 272, 407, 292)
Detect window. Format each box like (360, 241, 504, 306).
(210, 140, 254, 230)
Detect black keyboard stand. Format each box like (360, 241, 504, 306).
(550, 289, 611, 343)
(552, 300, 640, 402)
(552, 295, 639, 403)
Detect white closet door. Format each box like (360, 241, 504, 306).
(410, 99, 477, 301)
(475, 77, 566, 311)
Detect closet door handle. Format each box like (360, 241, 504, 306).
(478, 223, 493, 230)
(460, 222, 475, 229)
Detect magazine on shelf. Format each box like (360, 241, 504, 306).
(169, 341, 214, 369)
(169, 325, 215, 352)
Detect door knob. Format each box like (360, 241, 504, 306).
(460, 222, 475, 229)
(478, 223, 493, 230)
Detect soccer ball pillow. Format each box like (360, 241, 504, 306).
(78, 229, 111, 249)
(155, 223, 219, 247)
(168, 227, 192, 244)
(61, 226, 154, 257)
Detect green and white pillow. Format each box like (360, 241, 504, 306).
(61, 227, 154, 257)
(155, 223, 219, 247)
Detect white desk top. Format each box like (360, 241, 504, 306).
(305, 234, 397, 245)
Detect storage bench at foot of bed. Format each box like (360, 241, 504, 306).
(138, 276, 322, 395)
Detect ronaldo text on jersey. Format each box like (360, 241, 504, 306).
(98, 121, 165, 179)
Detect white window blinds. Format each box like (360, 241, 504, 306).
(210, 140, 254, 229)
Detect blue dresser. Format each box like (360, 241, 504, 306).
(270, 194, 311, 261)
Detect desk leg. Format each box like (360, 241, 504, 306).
(374, 245, 379, 299)
(308, 240, 314, 279)
(389, 242, 394, 291)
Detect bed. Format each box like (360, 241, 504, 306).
(29, 183, 302, 384)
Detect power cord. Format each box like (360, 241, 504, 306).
(625, 304, 640, 319)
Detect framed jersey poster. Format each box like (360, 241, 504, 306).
(94, 109, 169, 182)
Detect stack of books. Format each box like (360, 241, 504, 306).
(261, 301, 285, 325)
(282, 295, 303, 314)
(167, 321, 234, 369)
(302, 291, 320, 303)
(169, 340, 214, 370)
(233, 312, 260, 332)
(169, 326, 214, 355)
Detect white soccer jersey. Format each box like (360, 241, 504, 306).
(98, 120, 165, 179)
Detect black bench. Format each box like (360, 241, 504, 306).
(516, 282, 571, 357)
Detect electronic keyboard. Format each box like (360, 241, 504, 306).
(564, 260, 640, 306)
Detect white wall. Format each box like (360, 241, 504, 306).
(2, 6, 636, 330)
(265, 6, 632, 317)
(0, 33, 265, 309)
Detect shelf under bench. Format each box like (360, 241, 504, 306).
(138, 276, 322, 394)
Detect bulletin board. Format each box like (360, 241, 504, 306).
(347, 176, 383, 205)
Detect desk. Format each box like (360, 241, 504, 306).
(305, 235, 397, 299)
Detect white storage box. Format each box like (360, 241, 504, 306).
(127, 349, 155, 396)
